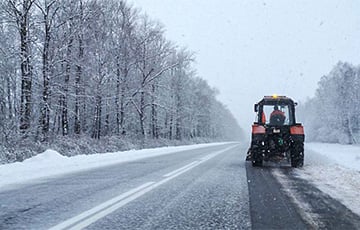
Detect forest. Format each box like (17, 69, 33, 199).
(298, 62, 360, 144)
(0, 0, 243, 163)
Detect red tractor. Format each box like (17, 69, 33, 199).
(246, 95, 305, 167)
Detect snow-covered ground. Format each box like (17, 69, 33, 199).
(297, 142, 360, 216)
(0, 142, 231, 190)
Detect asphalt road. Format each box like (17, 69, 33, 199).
(246, 161, 360, 230)
(0, 143, 360, 229)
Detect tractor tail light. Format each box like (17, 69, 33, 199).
(252, 125, 265, 134)
(290, 125, 304, 135)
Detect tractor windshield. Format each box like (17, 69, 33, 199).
(261, 104, 292, 126)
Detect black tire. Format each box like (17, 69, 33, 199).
(252, 159, 263, 167)
(291, 142, 304, 168)
(251, 144, 263, 167)
(246, 149, 252, 161)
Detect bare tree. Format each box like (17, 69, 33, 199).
(0, 0, 244, 162)
(132, 16, 177, 139)
(112, 1, 138, 136)
(7, 0, 35, 135)
(34, 0, 60, 140)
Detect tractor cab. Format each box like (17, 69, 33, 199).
(254, 95, 297, 126)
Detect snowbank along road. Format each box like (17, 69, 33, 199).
(0, 143, 360, 229)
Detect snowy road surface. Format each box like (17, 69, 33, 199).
(248, 164, 360, 229)
(1, 143, 360, 229)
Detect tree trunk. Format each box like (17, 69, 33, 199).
(175, 88, 181, 140)
(104, 113, 109, 136)
(60, 36, 73, 136)
(74, 35, 83, 135)
(92, 95, 102, 139)
(169, 113, 173, 140)
(40, 14, 51, 140)
(346, 114, 356, 144)
(139, 90, 146, 139)
(6, 76, 13, 120)
(120, 81, 126, 135)
(19, 1, 33, 135)
(151, 83, 158, 139)
(115, 61, 121, 135)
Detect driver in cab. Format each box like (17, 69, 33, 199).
(269, 105, 285, 125)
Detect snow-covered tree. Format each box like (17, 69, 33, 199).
(0, 0, 243, 162)
(299, 62, 360, 144)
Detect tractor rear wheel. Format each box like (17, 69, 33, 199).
(252, 159, 263, 167)
(291, 142, 304, 167)
(250, 145, 263, 167)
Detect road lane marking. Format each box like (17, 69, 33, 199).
(164, 144, 239, 178)
(50, 144, 238, 230)
(201, 153, 218, 161)
(163, 161, 200, 177)
(49, 182, 155, 230)
(200, 145, 237, 161)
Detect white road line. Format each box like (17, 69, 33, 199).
(49, 144, 238, 230)
(200, 145, 237, 161)
(49, 182, 155, 230)
(201, 153, 217, 161)
(163, 161, 200, 177)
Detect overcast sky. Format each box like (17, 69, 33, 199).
(129, 0, 360, 129)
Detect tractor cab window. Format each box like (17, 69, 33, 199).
(261, 105, 291, 125)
